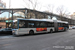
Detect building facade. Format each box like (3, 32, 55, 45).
(0, 8, 75, 29)
(0, 22, 6, 29)
(0, 0, 6, 9)
(70, 12, 75, 19)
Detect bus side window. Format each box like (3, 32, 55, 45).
(40, 22, 47, 27)
(36, 22, 40, 28)
(28, 22, 35, 28)
(58, 23, 61, 26)
(51, 22, 54, 27)
(47, 22, 51, 27)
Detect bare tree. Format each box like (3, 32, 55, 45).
(22, 0, 41, 10)
(46, 4, 55, 13)
(56, 5, 70, 20)
(56, 5, 70, 16)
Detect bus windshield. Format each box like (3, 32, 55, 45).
(13, 21, 18, 29)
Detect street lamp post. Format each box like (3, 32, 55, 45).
(9, 0, 12, 28)
(9, 0, 11, 20)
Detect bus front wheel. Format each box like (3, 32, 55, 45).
(12, 33, 18, 37)
(29, 30, 34, 35)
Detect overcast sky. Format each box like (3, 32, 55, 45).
(2, 0, 75, 14)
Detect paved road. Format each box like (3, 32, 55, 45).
(0, 30, 75, 50)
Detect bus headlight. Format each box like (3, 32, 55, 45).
(12, 30, 15, 33)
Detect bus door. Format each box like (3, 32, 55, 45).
(54, 20, 58, 31)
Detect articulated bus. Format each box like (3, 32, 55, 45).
(12, 19, 69, 36)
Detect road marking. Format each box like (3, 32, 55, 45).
(0, 35, 13, 39)
(0, 44, 11, 47)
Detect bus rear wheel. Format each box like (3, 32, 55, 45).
(29, 30, 34, 35)
(50, 29, 53, 33)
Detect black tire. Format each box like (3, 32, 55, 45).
(50, 29, 53, 33)
(64, 29, 66, 31)
(64, 28, 67, 31)
(29, 31, 34, 35)
(12, 33, 18, 37)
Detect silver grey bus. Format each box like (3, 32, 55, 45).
(12, 19, 69, 36)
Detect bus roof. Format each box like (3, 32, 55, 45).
(17, 18, 54, 22)
(56, 20, 68, 24)
(17, 18, 68, 24)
